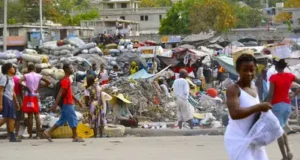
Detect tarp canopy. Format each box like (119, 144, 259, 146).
(128, 69, 153, 79)
(179, 44, 195, 49)
(157, 56, 180, 67)
(188, 49, 209, 57)
(212, 55, 238, 76)
(183, 32, 215, 43)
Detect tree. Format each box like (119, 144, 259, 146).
(274, 0, 300, 23)
(140, 0, 172, 7)
(156, 0, 173, 7)
(229, 0, 262, 8)
(285, 0, 300, 7)
(140, 0, 158, 7)
(189, 0, 236, 33)
(64, 10, 100, 26)
(233, 5, 264, 28)
(159, 2, 190, 35)
(275, 12, 292, 23)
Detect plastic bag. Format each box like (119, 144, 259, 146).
(248, 111, 284, 147)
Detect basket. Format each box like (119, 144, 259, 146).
(77, 123, 94, 138)
(51, 125, 73, 138)
(232, 49, 254, 66)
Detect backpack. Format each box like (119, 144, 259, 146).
(1, 75, 9, 93)
(53, 79, 69, 108)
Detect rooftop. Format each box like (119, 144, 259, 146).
(0, 24, 94, 30)
(81, 19, 139, 24)
(91, 0, 140, 3)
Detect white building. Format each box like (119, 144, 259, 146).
(90, 0, 169, 34)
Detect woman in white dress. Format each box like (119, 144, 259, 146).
(225, 54, 272, 160)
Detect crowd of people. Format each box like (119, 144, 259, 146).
(0, 56, 161, 142)
(0, 50, 300, 160)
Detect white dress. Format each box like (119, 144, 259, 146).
(224, 88, 269, 160)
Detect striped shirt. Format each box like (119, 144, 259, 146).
(109, 70, 118, 81)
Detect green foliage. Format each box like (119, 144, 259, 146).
(140, 0, 173, 7)
(0, 0, 96, 26)
(159, 0, 265, 34)
(189, 0, 236, 33)
(64, 10, 100, 26)
(159, 2, 191, 35)
(233, 5, 264, 28)
(8, 18, 17, 25)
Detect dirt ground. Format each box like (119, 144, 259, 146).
(0, 135, 300, 160)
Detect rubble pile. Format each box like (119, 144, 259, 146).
(110, 77, 177, 122)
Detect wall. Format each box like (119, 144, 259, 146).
(99, 8, 168, 31)
(128, 28, 297, 43)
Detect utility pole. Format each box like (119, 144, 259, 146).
(3, 0, 8, 51)
(40, 0, 43, 45)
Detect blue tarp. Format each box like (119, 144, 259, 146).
(212, 55, 238, 76)
(128, 69, 153, 79)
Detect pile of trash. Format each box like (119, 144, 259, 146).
(109, 77, 177, 122)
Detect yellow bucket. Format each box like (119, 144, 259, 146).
(77, 123, 94, 138)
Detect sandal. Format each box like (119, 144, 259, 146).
(43, 130, 53, 142)
(72, 138, 85, 142)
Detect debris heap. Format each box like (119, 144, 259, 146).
(109, 77, 177, 122)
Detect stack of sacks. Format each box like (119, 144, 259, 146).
(0, 50, 20, 65)
(21, 49, 50, 72)
(60, 56, 91, 71)
(118, 39, 133, 50)
(40, 67, 65, 88)
(73, 42, 102, 56)
(40, 41, 57, 54)
(48, 44, 75, 65)
(22, 49, 59, 88)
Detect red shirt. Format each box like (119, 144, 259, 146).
(61, 77, 73, 105)
(269, 73, 295, 105)
(13, 76, 21, 95)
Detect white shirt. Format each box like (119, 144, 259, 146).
(173, 78, 189, 100)
(197, 67, 204, 79)
(160, 84, 171, 97)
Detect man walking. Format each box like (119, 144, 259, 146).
(44, 64, 84, 142)
(173, 69, 193, 129)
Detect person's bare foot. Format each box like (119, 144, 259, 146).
(287, 152, 293, 160)
(43, 130, 53, 142)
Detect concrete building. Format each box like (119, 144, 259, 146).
(0, 24, 94, 50)
(264, 2, 300, 26)
(90, 0, 169, 33)
(80, 19, 139, 35)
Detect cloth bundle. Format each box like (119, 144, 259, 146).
(0, 50, 20, 65)
(233, 111, 284, 160)
(247, 111, 284, 147)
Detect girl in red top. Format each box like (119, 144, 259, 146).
(267, 59, 300, 160)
